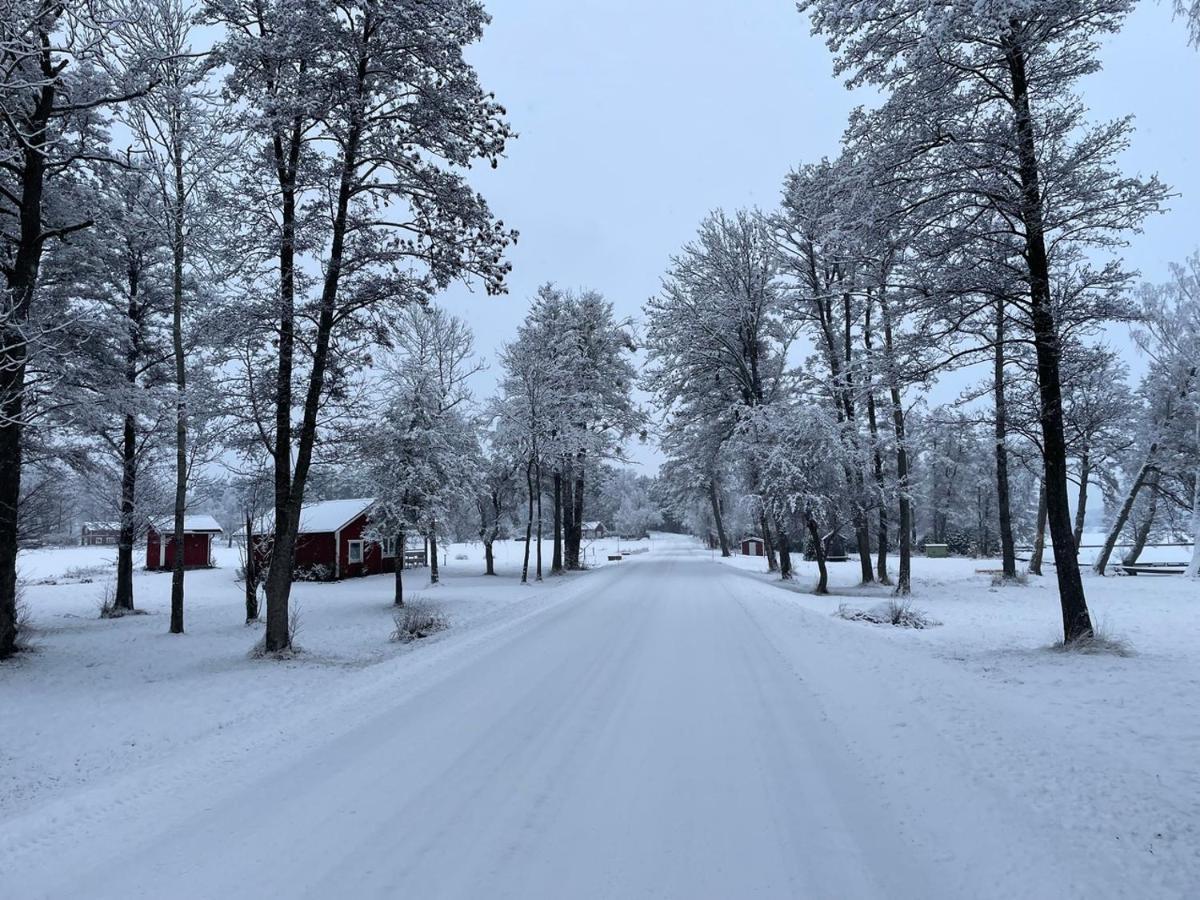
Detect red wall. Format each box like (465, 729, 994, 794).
(741, 539, 764, 557)
(146, 531, 213, 569)
(337, 515, 396, 579)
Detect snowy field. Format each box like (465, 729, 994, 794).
(3, 534, 1199, 898)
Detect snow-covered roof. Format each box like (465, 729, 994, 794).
(297, 498, 376, 533)
(83, 521, 121, 531)
(245, 498, 377, 537)
(582, 521, 604, 530)
(149, 514, 223, 534)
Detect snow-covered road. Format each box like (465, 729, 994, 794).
(5, 538, 1186, 898)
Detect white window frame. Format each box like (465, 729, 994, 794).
(348, 539, 364, 564)
(382, 537, 396, 558)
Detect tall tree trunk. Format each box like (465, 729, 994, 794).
(483, 539, 495, 577)
(775, 515, 793, 581)
(561, 466, 575, 569)
(428, 522, 439, 585)
(708, 479, 731, 557)
(564, 463, 584, 570)
(244, 512, 259, 622)
(114, 410, 138, 614)
(1004, 35, 1092, 641)
(862, 299, 889, 583)
(994, 298, 1018, 580)
(0, 310, 29, 657)
(806, 516, 829, 594)
(521, 458, 534, 584)
(169, 130, 188, 636)
(535, 462, 543, 582)
(1073, 450, 1091, 552)
(1122, 470, 1160, 566)
(814, 292, 873, 585)
(879, 293, 911, 596)
(868, 396, 890, 584)
(0, 54, 57, 657)
(1094, 451, 1156, 576)
(394, 533, 405, 607)
(114, 274, 142, 614)
(264, 113, 362, 652)
(1029, 480, 1048, 576)
(551, 471, 562, 573)
(760, 511, 778, 572)
(853, 517, 873, 584)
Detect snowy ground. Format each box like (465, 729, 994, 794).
(3, 534, 1198, 898)
(2, 535, 636, 818)
(720, 545, 1200, 896)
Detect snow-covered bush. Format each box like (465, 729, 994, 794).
(293, 564, 333, 583)
(835, 601, 941, 629)
(391, 599, 449, 643)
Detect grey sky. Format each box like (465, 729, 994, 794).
(436, 1, 1200, 469)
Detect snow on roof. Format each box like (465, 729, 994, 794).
(83, 522, 121, 531)
(149, 514, 223, 534)
(297, 498, 376, 533)
(582, 521, 604, 530)
(245, 498, 377, 536)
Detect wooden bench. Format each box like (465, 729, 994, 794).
(608, 555, 623, 562)
(1120, 562, 1187, 576)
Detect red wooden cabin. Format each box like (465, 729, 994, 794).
(243, 498, 422, 581)
(146, 515, 223, 570)
(81, 522, 121, 546)
(741, 536, 765, 557)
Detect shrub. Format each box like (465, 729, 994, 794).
(990, 571, 1029, 587)
(98, 581, 117, 619)
(12, 584, 35, 652)
(294, 564, 333, 582)
(391, 599, 449, 643)
(835, 600, 941, 629)
(248, 605, 304, 659)
(1051, 620, 1133, 657)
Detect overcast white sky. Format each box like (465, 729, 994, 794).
(435, 1, 1200, 469)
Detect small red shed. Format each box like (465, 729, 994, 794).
(245, 498, 412, 581)
(741, 536, 766, 557)
(146, 515, 223, 570)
